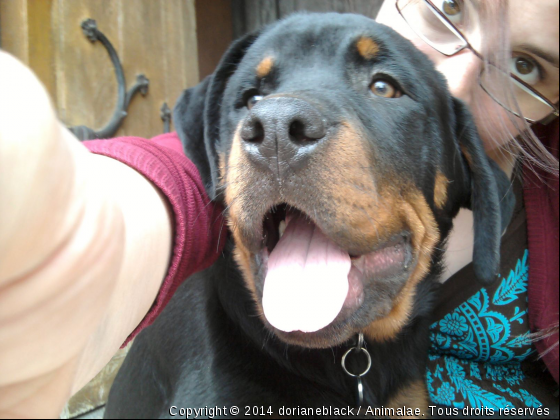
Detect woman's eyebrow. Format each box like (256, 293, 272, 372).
(518, 44, 560, 68)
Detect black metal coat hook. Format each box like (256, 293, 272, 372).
(160, 102, 172, 133)
(69, 19, 149, 141)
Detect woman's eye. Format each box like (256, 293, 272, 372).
(246, 95, 263, 110)
(438, 0, 463, 25)
(370, 80, 402, 98)
(510, 55, 540, 86)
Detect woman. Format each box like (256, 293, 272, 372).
(376, 0, 559, 411)
(0, 0, 557, 417)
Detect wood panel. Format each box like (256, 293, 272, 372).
(196, 0, 233, 79)
(278, 0, 384, 16)
(232, 0, 384, 38)
(0, 0, 29, 63)
(52, 0, 121, 129)
(232, 0, 278, 39)
(119, 0, 164, 137)
(162, 0, 199, 132)
(0, 0, 57, 102)
(27, 0, 57, 103)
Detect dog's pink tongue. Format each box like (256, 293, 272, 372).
(263, 212, 351, 333)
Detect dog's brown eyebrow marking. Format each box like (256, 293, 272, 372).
(256, 56, 275, 78)
(357, 37, 380, 60)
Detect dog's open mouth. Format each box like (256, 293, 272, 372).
(258, 204, 413, 335)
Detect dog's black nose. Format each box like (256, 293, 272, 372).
(240, 97, 326, 171)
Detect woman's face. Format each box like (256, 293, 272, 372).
(376, 0, 559, 153)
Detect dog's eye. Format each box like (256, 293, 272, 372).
(370, 80, 402, 99)
(247, 95, 264, 109)
(241, 89, 264, 110)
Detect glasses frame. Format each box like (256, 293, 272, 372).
(396, 0, 560, 124)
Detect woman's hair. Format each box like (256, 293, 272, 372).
(476, 0, 558, 177)
(476, 0, 559, 357)
(529, 323, 560, 359)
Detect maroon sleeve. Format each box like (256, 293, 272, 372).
(524, 119, 559, 383)
(83, 132, 228, 346)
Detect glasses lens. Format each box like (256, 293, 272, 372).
(480, 66, 557, 123)
(397, 0, 467, 56)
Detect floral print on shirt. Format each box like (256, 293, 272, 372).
(427, 250, 544, 409)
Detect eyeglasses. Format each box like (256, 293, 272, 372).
(396, 0, 560, 124)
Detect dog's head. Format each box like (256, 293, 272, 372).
(174, 13, 514, 348)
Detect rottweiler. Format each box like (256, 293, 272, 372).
(105, 13, 514, 418)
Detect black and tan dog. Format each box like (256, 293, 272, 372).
(105, 13, 514, 418)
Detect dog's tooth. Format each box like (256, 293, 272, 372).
(279, 220, 286, 238)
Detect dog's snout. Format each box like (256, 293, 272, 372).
(240, 97, 326, 171)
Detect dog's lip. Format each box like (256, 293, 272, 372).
(259, 204, 394, 256)
(260, 204, 412, 263)
(349, 234, 413, 274)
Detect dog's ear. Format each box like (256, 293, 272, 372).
(173, 32, 261, 200)
(452, 98, 516, 285)
(174, 76, 213, 193)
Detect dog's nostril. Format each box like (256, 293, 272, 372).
(242, 120, 265, 143)
(289, 120, 307, 143)
(289, 119, 325, 143)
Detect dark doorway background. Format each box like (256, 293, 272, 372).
(196, 0, 384, 79)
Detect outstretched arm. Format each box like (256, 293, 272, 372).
(0, 51, 173, 418)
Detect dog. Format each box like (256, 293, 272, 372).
(104, 13, 514, 418)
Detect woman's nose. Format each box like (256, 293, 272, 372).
(436, 50, 483, 106)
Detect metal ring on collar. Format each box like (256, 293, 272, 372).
(341, 346, 372, 378)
